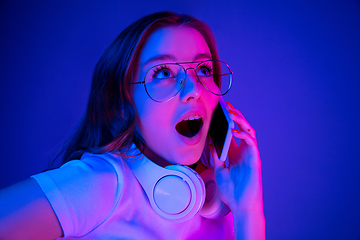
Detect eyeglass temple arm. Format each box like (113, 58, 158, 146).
(217, 72, 233, 77)
(130, 81, 145, 84)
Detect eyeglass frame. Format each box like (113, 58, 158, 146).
(131, 59, 233, 103)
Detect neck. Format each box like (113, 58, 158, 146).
(142, 145, 172, 167)
(141, 145, 204, 174)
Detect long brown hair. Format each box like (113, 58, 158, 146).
(57, 11, 220, 165)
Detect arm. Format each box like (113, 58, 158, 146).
(232, 208, 265, 240)
(213, 102, 265, 240)
(0, 178, 63, 240)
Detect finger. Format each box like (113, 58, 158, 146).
(226, 102, 256, 138)
(231, 129, 261, 167)
(228, 112, 256, 139)
(213, 152, 226, 172)
(208, 138, 225, 165)
(213, 152, 231, 181)
(231, 129, 257, 146)
(208, 138, 228, 176)
(226, 102, 245, 118)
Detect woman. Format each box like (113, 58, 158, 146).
(0, 11, 265, 239)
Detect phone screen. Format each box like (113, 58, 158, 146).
(209, 101, 231, 160)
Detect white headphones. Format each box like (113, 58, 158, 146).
(124, 146, 230, 222)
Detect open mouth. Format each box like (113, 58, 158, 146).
(175, 117, 204, 138)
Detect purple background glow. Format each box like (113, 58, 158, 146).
(0, 1, 359, 239)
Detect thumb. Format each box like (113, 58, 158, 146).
(208, 139, 228, 177)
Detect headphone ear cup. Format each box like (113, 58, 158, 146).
(162, 165, 206, 221)
(199, 167, 230, 219)
(125, 152, 206, 223)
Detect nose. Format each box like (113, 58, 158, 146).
(179, 68, 203, 102)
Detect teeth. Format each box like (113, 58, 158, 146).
(184, 115, 201, 121)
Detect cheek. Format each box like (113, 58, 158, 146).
(206, 81, 222, 95)
(205, 94, 220, 125)
(132, 85, 148, 117)
(133, 83, 175, 123)
(136, 101, 175, 138)
(137, 107, 176, 152)
(133, 86, 158, 139)
(207, 92, 220, 108)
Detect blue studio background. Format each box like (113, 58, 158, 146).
(0, 0, 359, 239)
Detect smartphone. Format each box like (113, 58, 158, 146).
(208, 98, 234, 162)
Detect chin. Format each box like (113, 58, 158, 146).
(173, 149, 203, 166)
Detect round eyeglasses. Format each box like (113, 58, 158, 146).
(131, 60, 233, 102)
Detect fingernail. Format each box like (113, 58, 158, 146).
(232, 129, 240, 133)
(229, 110, 238, 116)
(226, 102, 234, 109)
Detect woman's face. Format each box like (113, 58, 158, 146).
(132, 26, 219, 166)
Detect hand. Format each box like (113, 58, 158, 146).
(213, 102, 263, 212)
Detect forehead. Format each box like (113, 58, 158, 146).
(139, 26, 211, 66)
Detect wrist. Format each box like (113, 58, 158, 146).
(228, 194, 264, 213)
(231, 208, 265, 240)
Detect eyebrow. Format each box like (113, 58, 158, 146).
(143, 54, 175, 67)
(142, 53, 212, 67)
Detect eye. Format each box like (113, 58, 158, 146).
(197, 63, 213, 77)
(152, 65, 174, 79)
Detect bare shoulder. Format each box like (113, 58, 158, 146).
(0, 178, 63, 240)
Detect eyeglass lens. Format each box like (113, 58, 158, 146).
(144, 60, 232, 102)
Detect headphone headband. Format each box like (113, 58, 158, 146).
(123, 145, 229, 222)
(125, 151, 205, 222)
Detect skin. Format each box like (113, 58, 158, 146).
(0, 25, 265, 240)
(133, 26, 265, 239)
(132, 26, 219, 167)
(216, 103, 265, 239)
